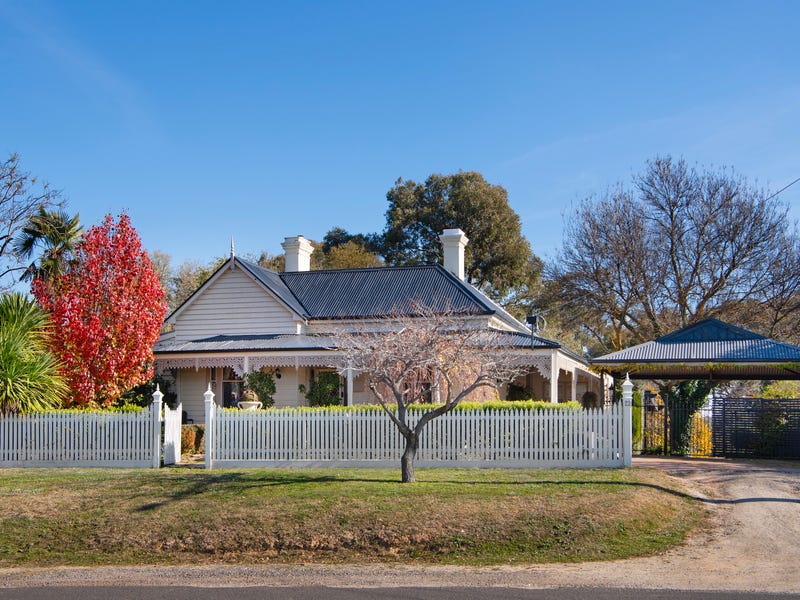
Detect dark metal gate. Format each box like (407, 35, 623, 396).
(712, 397, 800, 459)
(642, 394, 800, 458)
(641, 391, 712, 457)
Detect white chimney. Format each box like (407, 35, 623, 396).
(281, 235, 314, 272)
(439, 228, 469, 280)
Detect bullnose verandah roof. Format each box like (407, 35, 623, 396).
(591, 318, 800, 380)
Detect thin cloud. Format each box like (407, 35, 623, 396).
(0, 1, 159, 139)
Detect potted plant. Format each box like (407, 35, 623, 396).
(239, 369, 276, 409)
(237, 388, 262, 410)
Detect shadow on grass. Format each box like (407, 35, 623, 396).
(417, 478, 800, 506)
(136, 471, 397, 511)
(135, 468, 798, 513)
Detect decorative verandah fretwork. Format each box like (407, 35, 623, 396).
(156, 348, 600, 404)
(155, 353, 341, 377)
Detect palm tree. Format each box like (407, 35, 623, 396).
(0, 292, 67, 413)
(13, 208, 82, 282)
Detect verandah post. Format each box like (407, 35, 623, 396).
(151, 385, 164, 468)
(204, 384, 215, 469)
(621, 373, 633, 467)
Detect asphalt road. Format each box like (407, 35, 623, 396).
(0, 588, 797, 600)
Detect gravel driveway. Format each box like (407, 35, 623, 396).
(2, 457, 799, 592)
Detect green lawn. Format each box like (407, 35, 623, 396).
(0, 467, 704, 566)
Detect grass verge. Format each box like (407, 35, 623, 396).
(0, 467, 705, 566)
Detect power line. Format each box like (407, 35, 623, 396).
(765, 176, 800, 202)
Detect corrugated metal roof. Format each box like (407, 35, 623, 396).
(154, 331, 566, 355)
(593, 318, 800, 364)
(237, 260, 310, 318)
(240, 258, 496, 320)
(496, 331, 560, 349)
(153, 334, 337, 353)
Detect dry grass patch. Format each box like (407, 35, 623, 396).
(0, 467, 705, 566)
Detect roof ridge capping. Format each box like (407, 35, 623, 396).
(280, 263, 443, 275)
(656, 317, 766, 343)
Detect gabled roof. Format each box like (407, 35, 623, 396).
(162, 256, 580, 355)
(237, 257, 523, 327)
(592, 318, 800, 380)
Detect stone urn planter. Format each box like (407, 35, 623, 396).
(238, 389, 262, 410)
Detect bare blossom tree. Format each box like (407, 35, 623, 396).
(339, 306, 526, 483)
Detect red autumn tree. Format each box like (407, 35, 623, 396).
(32, 214, 167, 406)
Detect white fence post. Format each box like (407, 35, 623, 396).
(621, 374, 634, 467)
(204, 384, 215, 470)
(151, 385, 164, 469)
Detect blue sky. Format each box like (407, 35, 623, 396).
(1, 0, 798, 268)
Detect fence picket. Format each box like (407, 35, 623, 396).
(201, 404, 626, 469)
(0, 408, 161, 468)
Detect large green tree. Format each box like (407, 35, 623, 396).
(380, 172, 541, 309)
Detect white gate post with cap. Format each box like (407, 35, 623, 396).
(151, 385, 164, 469)
(204, 384, 215, 469)
(621, 374, 634, 467)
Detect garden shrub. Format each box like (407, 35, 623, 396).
(299, 371, 341, 406)
(222, 400, 582, 414)
(506, 383, 531, 401)
(632, 389, 643, 450)
(243, 369, 276, 407)
(181, 424, 205, 454)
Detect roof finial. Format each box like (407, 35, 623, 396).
(230, 237, 235, 260)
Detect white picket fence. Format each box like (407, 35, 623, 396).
(204, 400, 628, 469)
(0, 394, 182, 468)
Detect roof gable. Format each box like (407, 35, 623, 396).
(593, 318, 800, 366)
(165, 258, 308, 325)
(657, 318, 766, 344)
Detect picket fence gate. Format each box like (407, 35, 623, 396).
(204, 394, 630, 469)
(0, 391, 181, 468)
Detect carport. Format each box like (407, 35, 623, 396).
(591, 318, 800, 458)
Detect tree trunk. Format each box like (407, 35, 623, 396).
(401, 433, 418, 483)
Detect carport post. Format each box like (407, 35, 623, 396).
(621, 374, 633, 467)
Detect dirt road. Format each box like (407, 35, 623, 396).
(1, 457, 798, 592)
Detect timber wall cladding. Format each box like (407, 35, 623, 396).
(174, 267, 297, 341)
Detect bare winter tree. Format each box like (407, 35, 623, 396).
(546, 156, 800, 350)
(339, 306, 526, 483)
(0, 154, 63, 290)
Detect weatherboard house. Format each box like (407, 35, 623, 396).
(153, 230, 603, 423)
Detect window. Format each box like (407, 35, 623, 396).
(210, 367, 243, 408)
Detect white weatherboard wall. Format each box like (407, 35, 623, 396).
(173, 267, 297, 342)
(204, 403, 626, 469)
(180, 369, 209, 423)
(273, 368, 305, 408)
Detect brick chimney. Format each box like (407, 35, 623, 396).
(281, 235, 314, 272)
(439, 228, 469, 280)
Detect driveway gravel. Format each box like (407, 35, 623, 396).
(1, 457, 798, 592)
